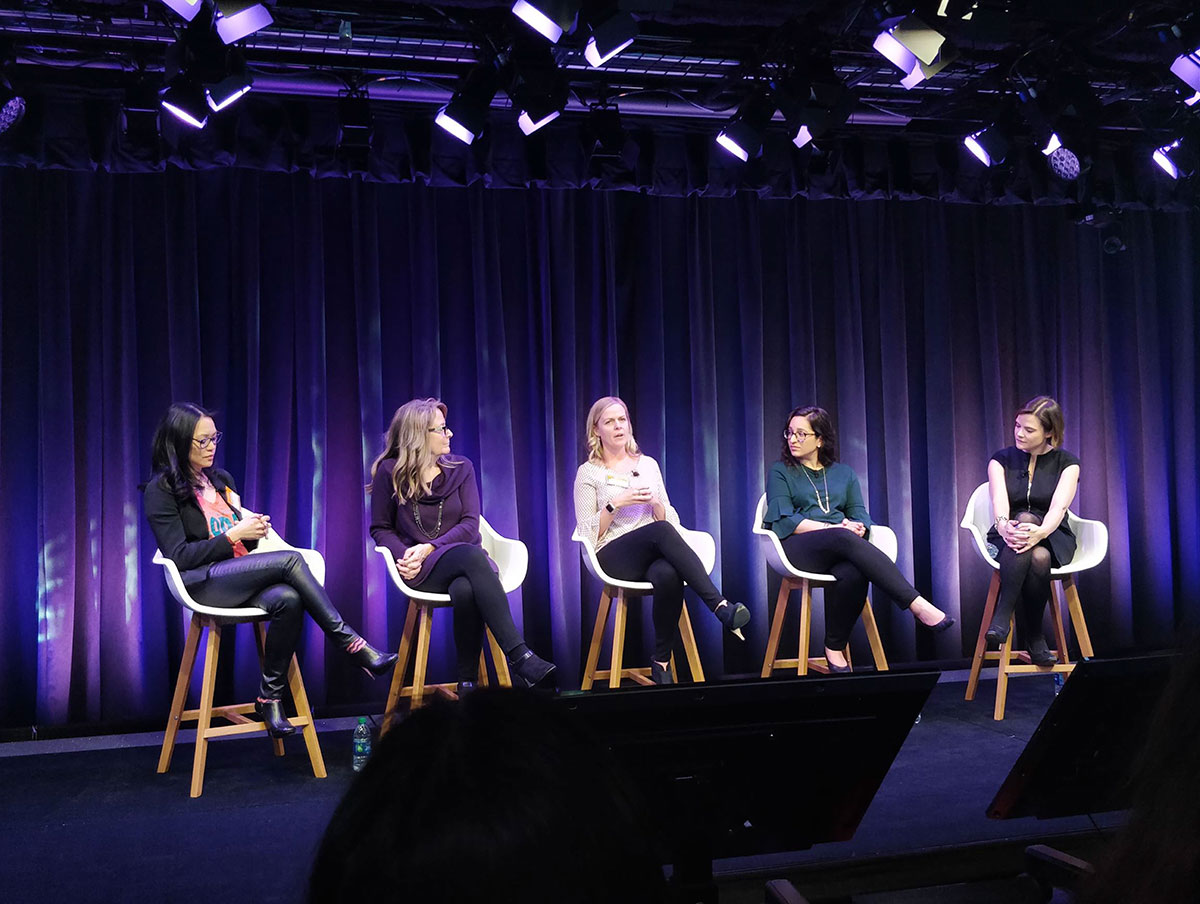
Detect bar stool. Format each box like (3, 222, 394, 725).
(752, 494, 891, 676)
(154, 530, 327, 798)
(960, 482, 1107, 720)
(377, 517, 524, 725)
(573, 524, 716, 688)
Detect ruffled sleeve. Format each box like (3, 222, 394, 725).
(763, 462, 801, 541)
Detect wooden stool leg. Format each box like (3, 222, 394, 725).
(609, 594, 628, 689)
(382, 602, 418, 733)
(190, 624, 221, 799)
(1049, 583, 1071, 665)
(486, 627, 512, 687)
(159, 614, 202, 774)
(761, 580, 791, 678)
(966, 572, 1001, 702)
(411, 605, 433, 709)
(994, 615, 1015, 721)
(285, 653, 327, 779)
(476, 648, 490, 687)
(861, 599, 889, 671)
(582, 589, 612, 691)
(678, 604, 705, 683)
(253, 622, 285, 757)
(797, 581, 812, 676)
(1063, 575, 1094, 659)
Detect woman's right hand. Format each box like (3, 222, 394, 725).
(228, 514, 270, 543)
(611, 486, 653, 509)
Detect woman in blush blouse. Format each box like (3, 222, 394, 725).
(370, 398, 557, 694)
(573, 396, 749, 685)
(762, 406, 954, 672)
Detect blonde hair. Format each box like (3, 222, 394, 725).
(586, 396, 640, 464)
(370, 398, 459, 503)
(1018, 395, 1065, 447)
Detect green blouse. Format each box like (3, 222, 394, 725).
(763, 460, 874, 540)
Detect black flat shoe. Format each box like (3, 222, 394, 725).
(826, 661, 853, 674)
(984, 624, 1009, 649)
(255, 699, 296, 738)
(921, 614, 956, 634)
(650, 660, 674, 685)
(1027, 637, 1057, 667)
(348, 639, 399, 678)
(715, 601, 750, 639)
(511, 650, 558, 690)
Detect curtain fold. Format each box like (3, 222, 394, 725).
(1, 167, 1198, 728)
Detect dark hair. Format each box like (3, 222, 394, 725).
(780, 405, 838, 468)
(149, 401, 213, 502)
(1017, 395, 1065, 447)
(309, 689, 666, 904)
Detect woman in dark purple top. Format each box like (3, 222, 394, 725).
(984, 396, 1081, 666)
(369, 398, 557, 693)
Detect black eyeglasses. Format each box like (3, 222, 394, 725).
(784, 430, 816, 441)
(192, 432, 223, 450)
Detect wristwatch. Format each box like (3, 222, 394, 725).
(605, 502, 616, 514)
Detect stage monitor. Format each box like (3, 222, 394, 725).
(987, 654, 1176, 820)
(559, 671, 938, 867)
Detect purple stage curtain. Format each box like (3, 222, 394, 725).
(1, 167, 1198, 728)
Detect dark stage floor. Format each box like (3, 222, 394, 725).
(0, 672, 1123, 903)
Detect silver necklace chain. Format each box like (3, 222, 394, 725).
(412, 499, 444, 539)
(801, 464, 831, 515)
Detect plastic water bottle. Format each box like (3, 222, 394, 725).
(1053, 673, 1065, 697)
(352, 717, 372, 772)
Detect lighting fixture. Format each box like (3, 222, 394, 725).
(0, 81, 25, 136)
(586, 105, 628, 159)
(508, 43, 568, 136)
(206, 69, 252, 112)
(338, 95, 373, 148)
(872, 15, 958, 89)
(160, 74, 209, 128)
(160, 0, 203, 22)
(776, 77, 854, 150)
(511, 0, 580, 44)
(213, 1, 273, 45)
(435, 65, 499, 145)
(963, 125, 1009, 167)
(121, 80, 161, 141)
(584, 9, 637, 68)
(716, 90, 776, 162)
(1152, 138, 1197, 180)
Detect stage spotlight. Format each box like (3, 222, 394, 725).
(964, 125, 1009, 166)
(435, 65, 499, 145)
(160, 0, 203, 22)
(213, 1, 273, 45)
(872, 15, 958, 89)
(509, 44, 568, 136)
(776, 78, 854, 150)
(206, 69, 252, 111)
(161, 74, 209, 128)
(1170, 49, 1200, 94)
(1045, 141, 1081, 181)
(586, 105, 627, 158)
(0, 81, 25, 136)
(1152, 138, 1197, 180)
(511, 0, 580, 44)
(716, 89, 776, 162)
(584, 10, 637, 68)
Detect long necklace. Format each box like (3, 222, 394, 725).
(412, 499, 444, 539)
(801, 464, 831, 514)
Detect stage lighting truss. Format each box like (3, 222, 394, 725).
(872, 15, 959, 90)
(584, 9, 638, 68)
(716, 89, 775, 161)
(435, 64, 500, 145)
(213, 1, 273, 45)
(511, 0, 580, 45)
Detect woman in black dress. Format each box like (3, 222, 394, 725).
(984, 396, 1081, 665)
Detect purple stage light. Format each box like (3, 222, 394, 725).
(716, 130, 750, 162)
(518, 109, 560, 135)
(435, 107, 476, 144)
(161, 77, 208, 129)
(214, 1, 273, 45)
(584, 11, 637, 68)
(206, 72, 253, 112)
(1170, 50, 1200, 94)
(1048, 146, 1080, 181)
(792, 124, 813, 149)
(511, 0, 577, 44)
(964, 126, 1008, 167)
(1153, 143, 1180, 179)
(872, 16, 957, 90)
(0, 94, 25, 135)
(160, 0, 202, 22)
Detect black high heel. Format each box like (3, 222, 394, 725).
(347, 638, 399, 678)
(255, 698, 296, 738)
(715, 601, 750, 639)
(650, 660, 674, 685)
(921, 614, 956, 634)
(510, 650, 558, 690)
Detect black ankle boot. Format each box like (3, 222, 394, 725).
(347, 638, 399, 678)
(510, 650, 558, 690)
(255, 698, 296, 738)
(650, 660, 674, 685)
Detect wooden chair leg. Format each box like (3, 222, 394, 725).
(486, 628, 512, 687)
(582, 588, 612, 691)
(285, 652, 327, 779)
(678, 604, 705, 683)
(190, 624, 221, 799)
(1049, 583, 1071, 665)
(159, 614, 202, 774)
(966, 572, 1001, 702)
(797, 581, 813, 677)
(609, 594, 628, 689)
(860, 599, 889, 671)
(761, 579, 792, 678)
(1063, 575, 1094, 659)
(411, 604, 434, 709)
(993, 615, 1015, 721)
(382, 602, 418, 733)
(476, 648, 490, 687)
(253, 622, 285, 757)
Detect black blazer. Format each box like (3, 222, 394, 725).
(143, 467, 259, 585)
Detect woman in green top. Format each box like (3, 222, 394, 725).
(763, 406, 954, 671)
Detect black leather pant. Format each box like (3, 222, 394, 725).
(191, 550, 358, 699)
(596, 521, 724, 661)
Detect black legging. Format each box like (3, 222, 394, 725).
(413, 544, 526, 682)
(780, 529, 920, 650)
(191, 550, 358, 700)
(595, 521, 724, 662)
(990, 516, 1054, 644)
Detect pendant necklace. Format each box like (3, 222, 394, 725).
(801, 464, 832, 515)
(412, 499, 444, 539)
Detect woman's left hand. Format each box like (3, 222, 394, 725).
(841, 519, 867, 537)
(1013, 522, 1047, 553)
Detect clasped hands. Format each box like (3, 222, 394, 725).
(838, 518, 867, 537)
(612, 485, 656, 509)
(999, 519, 1047, 553)
(228, 511, 271, 542)
(396, 542, 435, 581)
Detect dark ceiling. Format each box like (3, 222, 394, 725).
(3, 2, 1199, 154)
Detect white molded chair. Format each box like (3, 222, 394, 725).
(572, 523, 715, 689)
(154, 529, 327, 798)
(961, 482, 1107, 720)
(753, 494, 893, 676)
(376, 517, 525, 723)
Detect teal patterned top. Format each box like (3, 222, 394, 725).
(763, 460, 873, 540)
